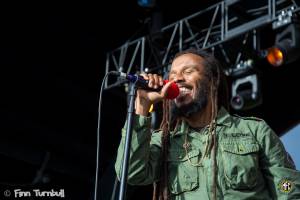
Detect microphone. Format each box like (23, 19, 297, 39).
(116, 72, 179, 99)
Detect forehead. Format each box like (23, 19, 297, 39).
(170, 53, 205, 72)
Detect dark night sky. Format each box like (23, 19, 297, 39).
(0, 1, 299, 200)
(0, 1, 220, 199)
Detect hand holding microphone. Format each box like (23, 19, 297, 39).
(116, 72, 179, 116)
(134, 73, 178, 116)
(131, 73, 178, 96)
(117, 72, 179, 100)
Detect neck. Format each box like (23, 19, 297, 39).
(183, 100, 214, 128)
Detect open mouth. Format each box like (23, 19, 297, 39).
(179, 87, 192, 95)
(177, 85, 193, 98)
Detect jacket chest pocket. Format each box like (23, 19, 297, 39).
(221, 140, 260, 190)
(167, 149, 200, 195)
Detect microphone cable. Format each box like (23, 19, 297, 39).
(94, 71, 120, 200)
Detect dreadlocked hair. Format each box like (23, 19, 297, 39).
(153, 48, 228, 200)
(152, 99, 171, 200)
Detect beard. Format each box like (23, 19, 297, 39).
(171, 78, 209, 120)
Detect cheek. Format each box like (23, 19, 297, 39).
(187, 75, 202, 86)
(192, 83, 200, 96)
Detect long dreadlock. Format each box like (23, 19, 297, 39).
(153, 48, 229, 200)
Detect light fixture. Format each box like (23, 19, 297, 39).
(266, 23, 300, 67)
(227, 59, 262, 111)
(137, 0, 156, 8)
(230, 74, 262, 110)
(266, 47, 284, 67)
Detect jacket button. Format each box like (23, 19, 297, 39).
(238, 145, 244, 152)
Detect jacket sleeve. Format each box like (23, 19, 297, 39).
(114, 114, 162, 185)
(257, 121, 300, 199)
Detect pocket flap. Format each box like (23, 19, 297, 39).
(168, 149, 200, 161)
(221, 143, 259, 155)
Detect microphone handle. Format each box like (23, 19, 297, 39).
(126, 74, 162, 92)
(117, 73, 179, 99)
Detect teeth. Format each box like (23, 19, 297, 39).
(179, 87, 192, 95)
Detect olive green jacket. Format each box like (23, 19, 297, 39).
(115, 108, 300, 199)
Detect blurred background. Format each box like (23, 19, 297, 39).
(0, 0, 299, 199)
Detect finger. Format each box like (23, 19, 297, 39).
(152, 74, 160, 89)
(160, 80, 174, 98)
(158, 76, 164, 86)
(148, 73, 154, 88)
(139, 73, 149, 80)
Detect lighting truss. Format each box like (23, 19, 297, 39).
(105, 0, 300, 88)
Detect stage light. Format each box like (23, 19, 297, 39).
(266, 47, 284, 67)
(137, 0, 156, 8)
(230, 74, 262, 111)
(266, 23, 300, 67)
(226, 58, 262, 110)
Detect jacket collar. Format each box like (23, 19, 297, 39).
(216, 107, 232, 127)
(172, 107, 232, 137)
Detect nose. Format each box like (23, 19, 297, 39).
(173, 73, 184, 83)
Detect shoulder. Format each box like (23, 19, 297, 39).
(231, 113, 265, 127)
(232, 113, 264, 122)
(230, 114, 273, 135)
